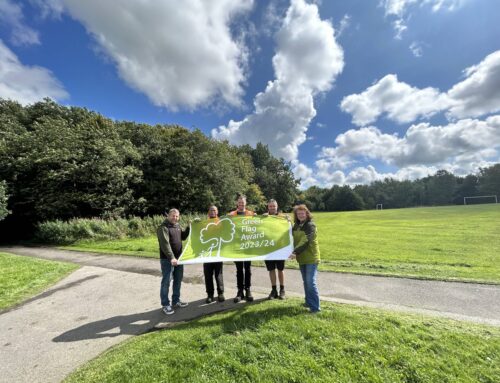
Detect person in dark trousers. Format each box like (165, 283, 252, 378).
(157, 208, 190, 315)
(264, 199, 287, 300)
(203, 205, 225, 303)
(228, 194, 255, 303)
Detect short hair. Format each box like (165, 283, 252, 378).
(167, 208, 179, 215)
(293, 204, 313, 224)
(267, 199, 277, 205)
(237, 194, 247, 202)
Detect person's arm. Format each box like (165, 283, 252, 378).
(157, 226, 175, 261)
(293, 221, 317, 255)
(181, 225, 190, 240)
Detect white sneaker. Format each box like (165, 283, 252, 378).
(162, 305, 174, 315)
(174, 301, 188, 308)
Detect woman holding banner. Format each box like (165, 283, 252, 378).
(203, 205, 225, 303)
(289, 204, 321, 313)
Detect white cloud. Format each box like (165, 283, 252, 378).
(0, 39, 68, 104)
(0, 0, 40, 45)
(409, 41, 423, 57)
(340, 74, 451, 126)
(336, 14, 351, 38)
(447, 50, 500, 119)
(315, 115, 500, 186)
(45, 0, 254, 111)
(381, 0, 466, 39)
(341, 50, 500, 126)
(212, 0, 344, 163)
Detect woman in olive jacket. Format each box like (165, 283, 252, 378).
(289, 204, 321, 313)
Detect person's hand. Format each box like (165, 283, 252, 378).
(171, 258, 178, 266)
(193, 218, 201, 222)
(262, 212, 269, 216)
(285, 214, 291, 222)
(288, 253, 296, 260)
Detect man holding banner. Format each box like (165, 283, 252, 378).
(264, 199, 287, 300)
(157, 208, 190, 315)
(228, 194, 256, 303)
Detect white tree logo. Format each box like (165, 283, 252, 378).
(200, 218, 236, 257)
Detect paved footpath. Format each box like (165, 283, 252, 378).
(1, 246, 499, 383)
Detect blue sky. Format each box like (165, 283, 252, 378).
(1, 0, 499, 188)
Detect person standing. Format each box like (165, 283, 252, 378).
(289, 204, 321, 313)
(229, 194, 255, 303)
(157, 208, 190, 315)
(264, 199, 287, 300)
(203, 205, 225, 303)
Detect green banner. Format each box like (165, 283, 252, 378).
(178, 215, 293, 264)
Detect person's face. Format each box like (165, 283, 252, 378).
(208, 206, 218, 218)
(237, 198, 246, 211)
(296, 209, 307, 222)
(168, 210, 180, 224)
(268, 202, 278, 215)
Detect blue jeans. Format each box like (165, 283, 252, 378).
(299, 264, 320, 312)
(160, 258, 184, 306)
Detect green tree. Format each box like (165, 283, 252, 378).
(478, 164, 500, 196)
(0, 181, 8, 221)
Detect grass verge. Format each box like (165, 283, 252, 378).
(0, 252, 79, 310)
(65, 300, 499, 383)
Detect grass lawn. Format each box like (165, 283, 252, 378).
(0, 252, 79, 310)
(65, 300, 499, 383)
(62, 204, 500, 283)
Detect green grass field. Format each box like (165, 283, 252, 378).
(65, 300, 499, 383)
(0, 252, 79, 310)
(62, 204, 500, 283)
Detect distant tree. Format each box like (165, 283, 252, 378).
(478, 164, 500, 196)
(245, 183, 267, 213)
(453, 174, 479, 204)
(239, 143, 299, 211)
(424, 170, 457, 205)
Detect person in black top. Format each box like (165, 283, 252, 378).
(157, 208, 190, 315)
(203, 205, 225, 303)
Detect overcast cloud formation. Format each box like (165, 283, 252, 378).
(212, 0, 344, 168)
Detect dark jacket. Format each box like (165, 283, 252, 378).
(157, 219, 190, 261)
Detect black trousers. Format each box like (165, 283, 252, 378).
(203, 262, 224, 296)
(235, 261, 252, 290)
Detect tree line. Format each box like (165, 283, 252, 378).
(300, 166, 500, 211)
(1, 98, 498, 240)
(0, 99, 298, 239)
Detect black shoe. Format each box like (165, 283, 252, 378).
(279, 288, 285, 300)
(268, 288, 278, 300)
(218, 294, 225, 302)
(245, 288, 254, 302)
(234, 289, 244, 303)
(206, 296, 214, 304)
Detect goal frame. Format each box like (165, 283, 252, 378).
(463, 195, 498, 205)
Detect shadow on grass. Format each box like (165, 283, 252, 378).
(52, 297, 305, 343)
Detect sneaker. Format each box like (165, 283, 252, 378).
(268, 289, 278, 300)
(279, 288, 285, 300)
(162, 305, 174, 315)
(174, 301, 188, 308)
(234, 289, 244, 303)
(218, 294, 225, 302)
(245, 288, 254, 302)
(205, 296, 214, 304)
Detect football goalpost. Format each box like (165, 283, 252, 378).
(463, 195, 498, 205)
(376, 204, 383, 210)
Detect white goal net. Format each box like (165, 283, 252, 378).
(463, 195, 498, 205)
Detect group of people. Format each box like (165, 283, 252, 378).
(157, 195, 321, 316)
